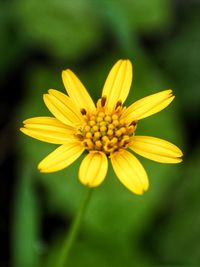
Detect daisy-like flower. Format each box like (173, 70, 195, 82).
(20, 60, 183, 195)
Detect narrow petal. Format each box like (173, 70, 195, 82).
(122, 90, 174, 122)
(20, 117, 76, 144)
(43, 89, 83, 127)
(38, 141, 84, 173)
(79, 151, 108, 187)
(111, 150, 149, 195)
(130, 136, 183, 163)
(62, 69, 95, 112)
(102, 59, 132, 111)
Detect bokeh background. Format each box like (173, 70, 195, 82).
(1, 0, 200, 266)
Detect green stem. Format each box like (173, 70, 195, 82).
(56, 187, 92, 267)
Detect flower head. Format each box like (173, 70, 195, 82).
(20, 60, 183, 195)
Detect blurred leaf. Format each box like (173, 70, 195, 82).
(159, 8, 200, 114)
(150, 147, 200, 265)
(0, 2, 25, 77)
(12, 161, 40, 267)
(103, 0, 172, 32)
(14, 0, 102, 60)
(12, 0, 172, 62)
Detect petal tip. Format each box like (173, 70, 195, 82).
(163, 89, 174, 98)
(62, 69, 72, 77)
(144, 184, 149, 192)
(20, 127, 25, 133)
(177, 148, 184, 157)
(43, 93, 48, 100)
(37, 166, 42, 172)
(133, 186, 149, 195)
(137, 190, 145, 196)
(139, 179, 149, 195)
(170, 95, 175, 101)
(176, 157, 183, 163)
(38, 167, 47, 173)
(120, 59, 132, 68)
(37, 164, 43, 172)
(48, 89, 56, 94)
(166, 89, 173, 94)
(61, 69, 66, 77)
(119, 58, 131, 63)
(37, 163, 46, 173)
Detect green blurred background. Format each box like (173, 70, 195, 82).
(1, 0, 200, 266)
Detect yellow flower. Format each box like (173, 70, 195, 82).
(20, 60, 183, 195)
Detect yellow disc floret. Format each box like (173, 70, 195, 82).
(76, 97, 137, 155)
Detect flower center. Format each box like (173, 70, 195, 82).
(76, 97, 137, 155)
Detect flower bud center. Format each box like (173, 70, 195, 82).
(76, 100, 137, 155)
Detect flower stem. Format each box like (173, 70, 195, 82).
(56, 187, 92, 267)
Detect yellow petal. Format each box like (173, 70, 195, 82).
(122, 90, 174, 122)
(20, 117, 76, 144)
(62, 69, 95, 112)
(111, 150, 149, 195)
(102, 59, 132, 111)
(43, 89, 83, 127)
(130, 136, 183, 163)
(38, 141, 84, 173)
(79, 152, 108, 187)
